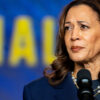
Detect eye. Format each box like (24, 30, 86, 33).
(80, 24, 89, 30)
(64, 26, 72, 31)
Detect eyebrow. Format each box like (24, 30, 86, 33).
(65, 22, 70, 24)
(78, 21, 89, 24)
(65, 21, 89, 24)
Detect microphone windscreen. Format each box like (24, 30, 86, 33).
(77, 69, 94, 100)
(77, 69, 92, 88)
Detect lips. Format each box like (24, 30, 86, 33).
(71, 46, 84, 52)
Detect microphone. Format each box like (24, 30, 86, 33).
(77, 69, 94, 100)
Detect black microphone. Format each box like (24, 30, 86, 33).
(77, 69, 94, 100)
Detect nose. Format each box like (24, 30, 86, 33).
(71, 27, 80, 41)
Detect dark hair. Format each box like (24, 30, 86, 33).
(44, 0, 100, 86)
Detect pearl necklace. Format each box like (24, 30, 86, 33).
(71, 72, 100, 97)
(71, 72, 79, 89)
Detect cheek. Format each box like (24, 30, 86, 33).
(93, 35, 100, 51)
(90, 33, 100, 46)
(64, 34, 71, 48)
(85, 32, 100, 53)
(84, 31, 98, 45)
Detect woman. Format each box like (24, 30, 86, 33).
(23, 0, 100, 100)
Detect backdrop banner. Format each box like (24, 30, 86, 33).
(0, 0, 72, 100)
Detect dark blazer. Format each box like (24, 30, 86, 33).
(23, 72, 79, 100)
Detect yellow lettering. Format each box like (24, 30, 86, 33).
(0, 17, 4, 66)
(43, 16, 56, 65)
(9, 16, 37, 67)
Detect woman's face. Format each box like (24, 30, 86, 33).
(64, 4, 100, 62)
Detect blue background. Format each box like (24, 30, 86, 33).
(0, 0, 72, 100)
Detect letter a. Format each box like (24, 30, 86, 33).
(9, 16, 37, 67)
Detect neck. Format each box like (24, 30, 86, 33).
(73, 54, 100, 80)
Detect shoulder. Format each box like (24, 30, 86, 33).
(25, 76, 50, 89)
(23, 76, 54, 100)
(24, 72, 72, 90)
(23, 72, 76, 100)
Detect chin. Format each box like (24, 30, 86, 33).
(69, 54, 88, 62)
(71, 58, 85, 62)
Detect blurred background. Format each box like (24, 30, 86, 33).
(0, 0, 72, 100)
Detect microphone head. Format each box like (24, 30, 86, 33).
(77, 69, 92, 88)
(77, 69, 94, 100)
